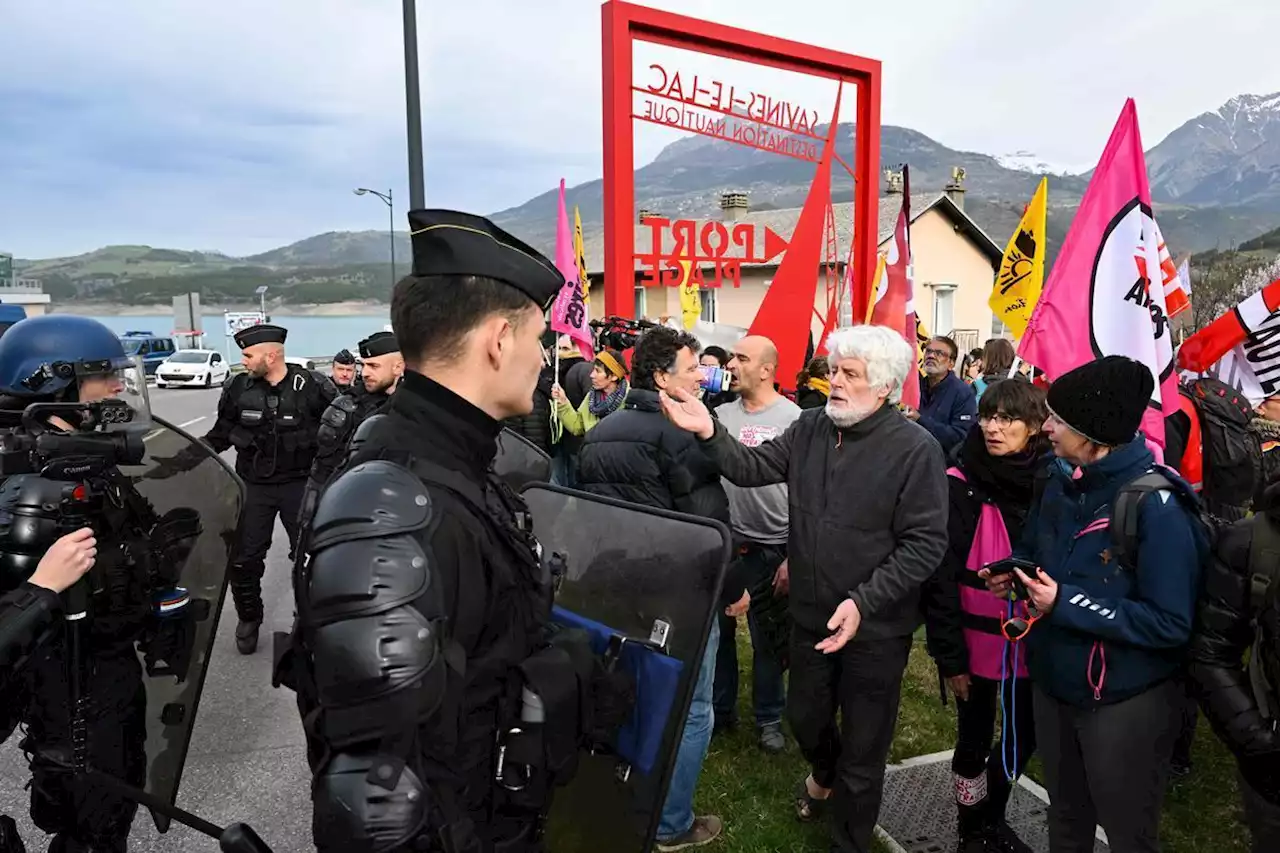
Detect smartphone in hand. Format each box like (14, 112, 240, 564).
(984, 557, 1039, 578)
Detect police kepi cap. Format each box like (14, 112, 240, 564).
(358, 331, 398, 359)
(333, 348, 356, 365)
(407, 209, 564, 310)
(233, 323, 287, 349)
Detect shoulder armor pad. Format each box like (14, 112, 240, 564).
(310, 460, 431, 551)
(346, 412, 388, 457)
(332, 394, 359, 414)
(304, 462, 448, 748)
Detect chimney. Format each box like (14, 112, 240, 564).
(719, 191, 749, 222)
(638, 208, 659, 223)
(944, 166, 967, 210)
(883, 169, 904, 195)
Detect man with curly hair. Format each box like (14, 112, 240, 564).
(577, 325, 748, 850)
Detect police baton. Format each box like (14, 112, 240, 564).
(83, 768, 275, 853)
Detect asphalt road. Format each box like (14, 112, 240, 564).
(0, 386, 314, 852)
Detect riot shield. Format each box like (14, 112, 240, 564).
(116, 414, 245, 831)
(493, 427, 551, 492)
(521, 484, 731, 853)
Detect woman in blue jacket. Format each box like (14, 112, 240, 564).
(982, 356, 1208, 853)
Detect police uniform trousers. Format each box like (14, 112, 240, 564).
(23, 648, 146, 851)
(231, 478, 306, 622)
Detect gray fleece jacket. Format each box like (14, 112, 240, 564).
(701, 403, 948, 638)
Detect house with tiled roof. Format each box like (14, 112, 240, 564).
(582, 172, 1005, 356)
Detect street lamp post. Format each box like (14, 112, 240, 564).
(403, 0, 425, 208)
(354, 188, 396, 285)
(254, 285, 268, 319)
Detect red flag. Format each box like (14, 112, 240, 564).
(1018, 100, 1176, 452)
(1177, 278, 1280, 372)
(868, 166, 919, 409)
(748, 87, 842, 388)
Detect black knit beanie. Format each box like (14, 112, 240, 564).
(1046, 355, 1153, 447)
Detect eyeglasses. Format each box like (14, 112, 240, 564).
(923, 348, 952, 359)
(979, 413, 1019, 429)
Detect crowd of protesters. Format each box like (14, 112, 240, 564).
(499, 320, 1280, 853)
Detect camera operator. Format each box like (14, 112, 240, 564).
(0, 315, 163, 853)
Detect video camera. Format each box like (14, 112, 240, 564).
(590, 316, 661, 352)
(0, 400, 145, 478)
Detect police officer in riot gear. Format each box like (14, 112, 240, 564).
(331, 349, 358, 393)
(0, 530, 96, 850)
(306, 331, 402, 495)
(286, 210, 631, 852)
(200, 324, 335, 654)
(0, 315, 169, 852)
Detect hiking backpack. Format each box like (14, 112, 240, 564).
(1109, 466, 1214, 573)
(1181, 377, 1261, 522)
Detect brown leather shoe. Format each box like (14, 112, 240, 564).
(655, 816, 723, 850)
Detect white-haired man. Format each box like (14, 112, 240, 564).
(662, 324, 949, 853)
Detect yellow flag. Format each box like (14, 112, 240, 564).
(677, 259, 701, 329)
(865, 253, 887, 324)
(989, 177, 1048, 338)
(916, 314, 931, 374)
(573, 206, 590, 299)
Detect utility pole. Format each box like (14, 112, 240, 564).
(403, 0, 425, 209)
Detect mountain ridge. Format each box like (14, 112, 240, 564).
(16, 91, 1280, 307)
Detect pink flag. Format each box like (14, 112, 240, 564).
(1018, 100, 1176, 453)
(549, 179, 593, 359)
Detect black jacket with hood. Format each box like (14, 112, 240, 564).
(1189, 481, 1280, 803)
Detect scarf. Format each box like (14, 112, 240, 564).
(589, 380, 628, 418)
(956, 426, 1045, 531)
(807, 377, 831, 397)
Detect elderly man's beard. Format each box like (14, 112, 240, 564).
(825, 397, 879, 428)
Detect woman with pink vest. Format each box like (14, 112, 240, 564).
(922, 379, 1050, 853)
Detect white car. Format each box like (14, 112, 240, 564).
(155, 349, 230, 389)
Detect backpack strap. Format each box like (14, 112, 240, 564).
(1110, 470, 1178, 572)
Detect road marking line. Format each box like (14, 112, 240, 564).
(143, 416, 206, 442)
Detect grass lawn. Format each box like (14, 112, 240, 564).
(697, 627, 1250, 851)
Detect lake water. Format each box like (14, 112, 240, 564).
(96, 314, 391, 360)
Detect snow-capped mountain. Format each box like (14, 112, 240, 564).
(995, 151, 1084, 176)
(1145, 92, 1280, 209)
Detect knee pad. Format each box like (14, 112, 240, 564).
(312, 750, 429, 852)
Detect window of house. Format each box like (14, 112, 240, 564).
(634, 284, 647, 319)
(933, 286, 955, 336)
(700, 288, 717, 323)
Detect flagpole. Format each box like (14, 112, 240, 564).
(1008, 355, 1022, 379)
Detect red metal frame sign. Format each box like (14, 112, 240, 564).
(601, 0, 882, 319)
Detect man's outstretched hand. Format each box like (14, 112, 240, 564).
(659, 387, 715, 440)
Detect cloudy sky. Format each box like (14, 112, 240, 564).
(4, 0, 1277, 259)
